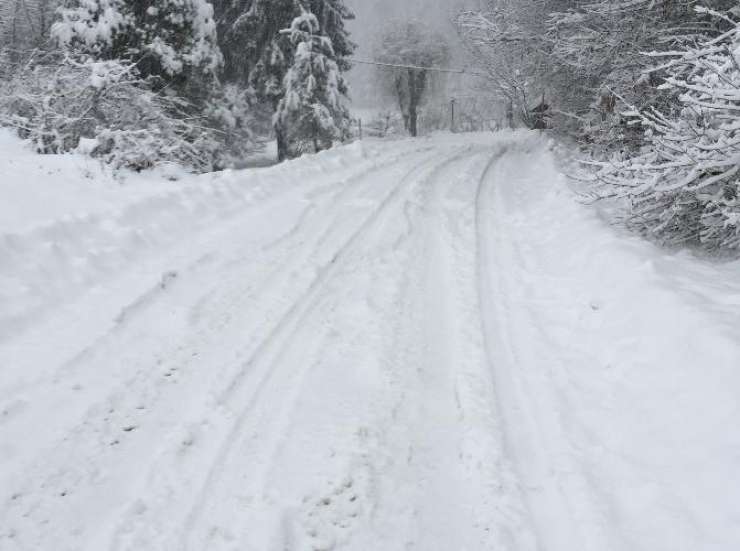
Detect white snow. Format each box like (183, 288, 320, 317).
(1, 130, 739, 550)
(0, 130, 186, 233)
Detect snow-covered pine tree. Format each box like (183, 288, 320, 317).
(591, 8, 740, 252)
(275, 7, 349, 158)
(309, 0, 353, 77)
(213, 0, 292, 92)
(212, 0, 354, 160)
(53, 0, 222, 95)
(214, 0, 353, 92)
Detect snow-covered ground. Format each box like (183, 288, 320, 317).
(1, 130, 739, 550)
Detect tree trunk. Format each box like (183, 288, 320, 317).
(276, 124, 289, 162)
(506, 100, 514, 129)
(408, 104, 418, 137)
(407, 68, 422, 137)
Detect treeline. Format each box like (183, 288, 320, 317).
(459, 1, 740, 253)
(0, 0, 355, 170)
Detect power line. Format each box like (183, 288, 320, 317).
(348, 58, 489, 78)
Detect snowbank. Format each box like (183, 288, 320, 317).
(0, 129, 185, 234)
(1, 130, 738, 550)
(481, 137, 740, 551)
(0, 131, 430, 338)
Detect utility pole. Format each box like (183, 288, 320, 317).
(450, 98, 456, 133)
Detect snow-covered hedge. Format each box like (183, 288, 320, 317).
(0, 54, 222, 171)
(590, 9, 740, 252)
(203, 83, 258, 167)
(0, 47, 262, 172)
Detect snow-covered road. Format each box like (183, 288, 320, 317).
(2, 133, 739, 550)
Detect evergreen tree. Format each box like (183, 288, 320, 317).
(43, 1, 259, 170)
(308, 0, 353, 76)
(212, 0, 354, 160)
(54, 0, 222, 95)
(275, 7, 349, 158)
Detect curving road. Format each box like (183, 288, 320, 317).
(2, 133, 739, 551)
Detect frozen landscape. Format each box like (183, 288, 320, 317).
(2, 0, 740, 549)
(2, 129, 740, 550)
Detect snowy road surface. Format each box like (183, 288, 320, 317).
(2, 133, 739, 550)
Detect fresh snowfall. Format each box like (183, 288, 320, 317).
(2, 0, 740, 550)
(1, 128, 739, 550)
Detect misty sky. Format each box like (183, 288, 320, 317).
(345, 0, 469, 107)
(346, 0, 462, 48)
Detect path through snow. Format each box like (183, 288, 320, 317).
(1, 133, 739, 550)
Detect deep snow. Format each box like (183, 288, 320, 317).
(1, 131, 739, 550)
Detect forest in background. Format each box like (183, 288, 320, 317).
(3, 0, 740, 254)
(458, 0, 740, 253)
(0, 0, 355, 169)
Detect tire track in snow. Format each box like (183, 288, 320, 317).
(356, 144, 538, 550)
(103, 147, 449, 550)
(85, 146, 471, 551)
(175, 146, 474, 551)
(2, 136, 569, 551)
(0, 141, 431, 400)
(474, 141, 610, 551)
(257, 146, 509, 551)
(0, 145, 444, 551)
(207, 147, 463, 411)
(371, 149, 495, 548)
(278, 148, 513, 550)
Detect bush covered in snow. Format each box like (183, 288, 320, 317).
(458, 1, 740, 254)
(0, 0, 58, 56)
(0, 0, 266, 172)
(362, 111, 406, 139)
(0, 53, 223, 171)
(0, 0, 357, 171)
(458, 1, 735, 143)
(589, 9, 740, 252)
(203, 83, 258, 167)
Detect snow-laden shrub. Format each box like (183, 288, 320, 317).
(0, 54, 221, 171)
(53, 0, 222, 88)
(0, 0, 59, 55)
(204, 83, 259, 167)
(92, 123, 219, 172)
(363, 111, 405, 138)
(590, 9, 740, 252)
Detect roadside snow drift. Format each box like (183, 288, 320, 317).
(1, 131, 739, 551)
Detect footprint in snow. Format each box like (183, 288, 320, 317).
(297, 472, 368, 551)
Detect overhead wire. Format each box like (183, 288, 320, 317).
(348, 58, 489, 78)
